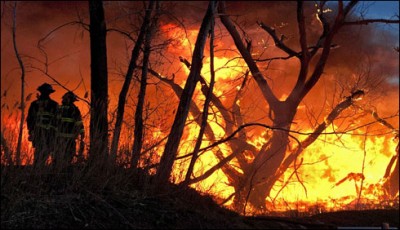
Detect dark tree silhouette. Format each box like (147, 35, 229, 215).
(131, 1, 159, 167)
(155, 1, 218, 186)
(110, 1, 156, 162)
(12, 2, 25, 166)
(88, 0, 109, 164)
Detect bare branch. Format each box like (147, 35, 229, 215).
(354, 106, 399, 135)
(255, 44, 338, 62)
(131, 0, 158, 168)
(343, 18, 400, 26)
(12, 2, 25, 166)
(297, 1, 310, 61)
(183, 6, 217, 184)
(110, 0, 156, 160)
(218, 1, 279, 106)
(257, 21, 298, 57)
(30, 66, 90, 106)
(106, 28, 135, 41)
(38, 21, 88, 48)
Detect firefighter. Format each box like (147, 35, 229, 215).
(26, 83, 58, 167)
(53, 91, 85, 168)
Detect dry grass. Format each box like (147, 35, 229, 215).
(1, 163, 345, 229)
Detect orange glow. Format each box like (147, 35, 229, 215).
(1, 2, 398, 215)
(266, 126, 397, 212)
(1, 105, 91, 165)
(2, 110, 397, 211)
(166, 121, 398, 212)
(1, 112, 33, 165)
(161, 23, 198, 58)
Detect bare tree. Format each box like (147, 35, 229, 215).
(183, 3, 217, 185)
(88, 0, 109, 165)
(217, 1, 399, 211)
(131, 1, 159, 167)
(155, 1, 218, 186)
(110, 1, 156, 162)
(383, 140, 399, 198)
(12, 2, 25, 166)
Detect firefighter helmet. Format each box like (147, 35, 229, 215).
(62, 91, 78, 102)
(37, 83, 55, 93)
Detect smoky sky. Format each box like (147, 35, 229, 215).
(1, 1, 399, 128)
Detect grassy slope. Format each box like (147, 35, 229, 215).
(1, 165, 397, 229)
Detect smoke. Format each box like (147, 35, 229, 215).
(1, 1, 398, 137)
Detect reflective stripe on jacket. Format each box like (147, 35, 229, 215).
(27, 97, 58, 132)
(56, 104, 84, 139)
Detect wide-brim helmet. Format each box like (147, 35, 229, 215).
(63, 91, 78, 102)
(37, 83, 55, 93)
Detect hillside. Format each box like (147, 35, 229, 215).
(1, 165, 398, 229)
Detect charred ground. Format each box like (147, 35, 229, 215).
(1, 165, 398, 229)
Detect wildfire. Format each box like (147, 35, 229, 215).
(268, 127, 398, 212)
(4, 92, 396, 214)
(1, 113, 33, 165)
(156, 19, 399, 211)
(168, 121, 398, 212)
(2, 4, 399, 216)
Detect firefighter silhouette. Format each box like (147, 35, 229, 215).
(26, 83, 58, 167)
(53, 91, 85, 168)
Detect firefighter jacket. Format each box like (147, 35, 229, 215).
(26, 95, 58, 134)
(55, 103, 84, 139)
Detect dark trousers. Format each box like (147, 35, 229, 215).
(53, 137, 76, 169)
(32, 129, 54, 167)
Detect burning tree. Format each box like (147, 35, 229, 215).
(209, 1, 399, 212)
(150, 1, 399, 213)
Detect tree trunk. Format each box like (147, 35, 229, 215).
(383, 142, 399, 198)
(88, 0, 109, 165)
(110, 0, 155, 162)
(237, 92, 363, 212)
(155, 0, 217, 186)
(183, 3, 216, 185)
(241, 102, 295, 211)
(385, 157, 399, 198)
(12, 2, 25, 166)
(149, 69, 243, 187)
(131, 1, 158, 168)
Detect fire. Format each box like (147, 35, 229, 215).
(1, 104, 91, 165)
(4, 91, 396, 213)
(1, 112, 33, 165)
(261, 126, 397, 212)
(169, 120, 398, 212)
(114, 19, 400, 212)
(161, 23, 198, 57)
(170, 114, 234, 199)
(2, 7, 398, 215)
